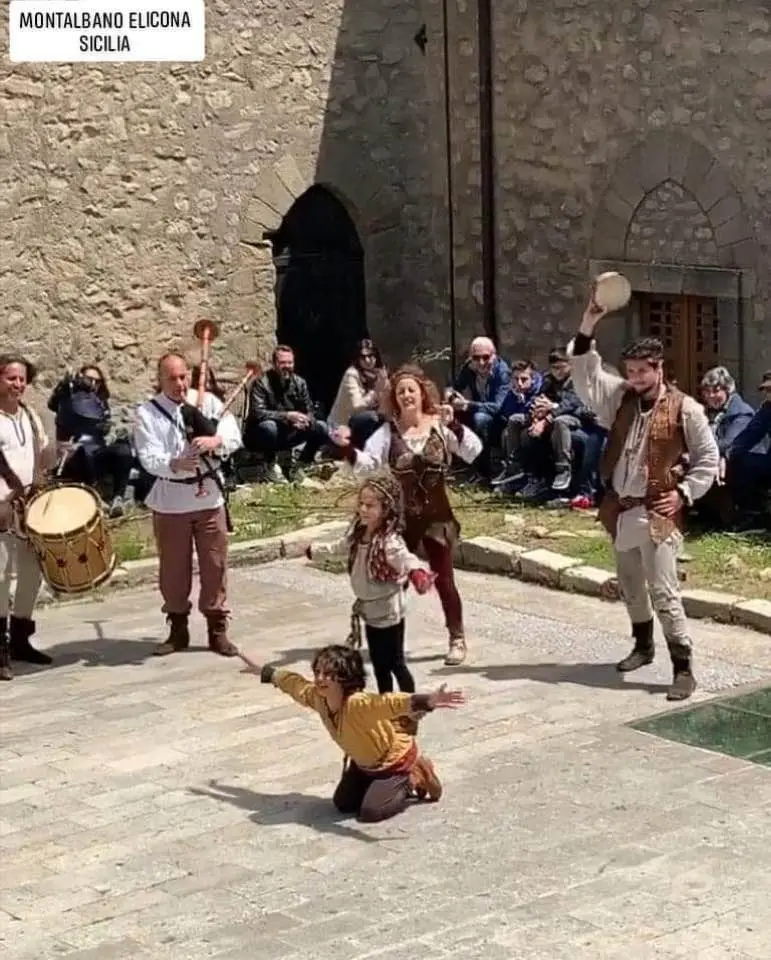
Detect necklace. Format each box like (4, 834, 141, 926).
(0, 408, 27, 447)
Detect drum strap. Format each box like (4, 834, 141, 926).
(0, 403, 43, 495)
(0, 403, 43, 537)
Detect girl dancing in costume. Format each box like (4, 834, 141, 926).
(332, 365, 482, 666)
(307, 472, 434, 697)
(251, 644, 465, 822)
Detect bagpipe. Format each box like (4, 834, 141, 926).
(186, 319, 261, 525)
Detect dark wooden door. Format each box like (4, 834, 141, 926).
(639, 295, 720, 395)
(271, 186, 367, 417)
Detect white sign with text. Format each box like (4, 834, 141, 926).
(9, 1, 206, 62)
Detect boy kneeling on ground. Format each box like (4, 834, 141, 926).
(251, 644, 465, 822)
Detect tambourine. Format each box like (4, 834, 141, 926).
(594, 271, 632, 312)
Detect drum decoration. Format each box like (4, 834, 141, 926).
(24, 483, 117, 594)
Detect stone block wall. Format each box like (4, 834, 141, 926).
(0, 0, 446, 416)
(491, 0, 770, 396)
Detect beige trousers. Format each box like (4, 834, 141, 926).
(0, 533, 43, 620)
(614, 532, 692, 659)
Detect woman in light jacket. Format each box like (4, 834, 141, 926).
(329, 339, 388, 449)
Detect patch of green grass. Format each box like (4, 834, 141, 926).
(108, 480, 771, 600)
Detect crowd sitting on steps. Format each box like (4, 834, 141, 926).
(31, 339, 771, 533)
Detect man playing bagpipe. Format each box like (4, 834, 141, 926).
(133, 352, 242, 657)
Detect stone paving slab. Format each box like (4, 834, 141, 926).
(0, 563, 769, 960)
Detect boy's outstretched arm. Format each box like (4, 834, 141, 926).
(242, 658, 322, 712)
(349, 684, 467, 723)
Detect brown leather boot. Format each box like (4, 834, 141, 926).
(668, 655, 697, 701)
(0, 617, 12, 681)
(154, 613, 190, 656)
(616, 619, 655, 673)
(409, 756, 443, 802)
(9, 617, 52, 665)
(205, 612, 238, 657)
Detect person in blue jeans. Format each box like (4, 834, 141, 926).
(244, 346, 330, 483)
(499, 347, 593, 499)
(447, 337, 510, 479)
(727, 370, 771, 523)
(492, 359, 543, 489)
(569, 425, 608, 508)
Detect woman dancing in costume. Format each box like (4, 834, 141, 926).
(333, 365, 482, 666)
(307, 471, 434, 698)
(250, 644, 465, 822)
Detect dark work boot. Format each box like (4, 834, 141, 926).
(9, 617, 52, 665)
(205, 613, 238, 657)
(668, 654, 697, 701)
(0, 616, 12, 681)
(154, 613, 190, 656)
(616, 619, 655, 673)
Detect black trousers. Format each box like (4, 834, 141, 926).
(62, 440, 133, 498)
(365, 619, 415, 694)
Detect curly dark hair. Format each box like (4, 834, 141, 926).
(620, 337, 664, 364)
(0, 354, 38, 385)
(311, 644, 367, 695)
(381, 364, 441, 419)
(350, 471, 404, 540)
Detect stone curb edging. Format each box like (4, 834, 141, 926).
(453, 536, 771, 636)
(38, 526, 771, 636)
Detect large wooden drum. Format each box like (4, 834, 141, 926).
(24, 483, 116, 594)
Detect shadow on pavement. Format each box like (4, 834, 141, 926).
(188, 779, 392, 845)
(428, 660, 668, 694)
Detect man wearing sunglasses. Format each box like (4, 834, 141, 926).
(447, 337, 510, 480)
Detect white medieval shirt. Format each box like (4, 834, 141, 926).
(133, 388, 242, 514)
(568, 340, 719, 552)
(352, 419, 483, 472)
(0, 402, 58, 537)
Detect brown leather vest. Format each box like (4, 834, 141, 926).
(387, 424, 459, 550)
(598, 387, 687, 544)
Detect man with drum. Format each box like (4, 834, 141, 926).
(569, 290, 718, 701)
(0, 355, 60, 680)
(133, 353, 243, 657)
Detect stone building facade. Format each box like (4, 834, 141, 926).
(1, 0, 769, 414)
(481, 0, 770, 400)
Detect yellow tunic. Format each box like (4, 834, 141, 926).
(268, 669, 417, 773)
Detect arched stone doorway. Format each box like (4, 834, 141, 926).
(591, 132, 758, 395)
(269, 186, 368, 415)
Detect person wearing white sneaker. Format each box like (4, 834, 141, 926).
(332, 364, 482, 667)
(243, 346, 330, 482)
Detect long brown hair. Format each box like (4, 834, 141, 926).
(380, 364, 441, 420)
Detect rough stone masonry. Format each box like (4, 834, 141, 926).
(0, 0, 448, 415)
(1, 0, 769, 415)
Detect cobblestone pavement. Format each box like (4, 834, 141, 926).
(2, 562, 769, 960)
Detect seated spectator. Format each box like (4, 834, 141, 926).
(492, 359, 543, 488)
(697, 366, 756, 525)
(447, 336, 510, 478)
(567, 424, 607, 510)
(328, 338, 388, 450)
(243, 345, 329, 483)
(503, 347, 595, 499)
(727, 370, 771, 524)
(701, 366, 756, 476)
(47, 365, 133, 517)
